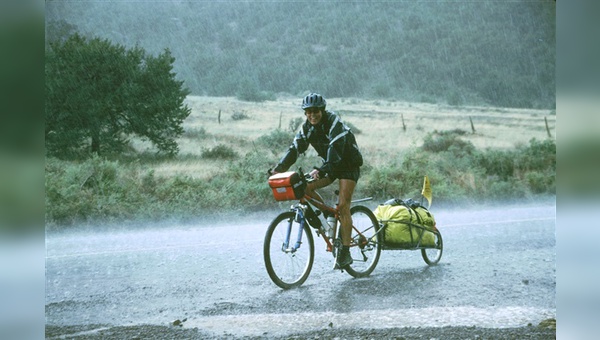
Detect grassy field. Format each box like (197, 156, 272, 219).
(46, 95, 556, 227)
(148, 95, 555, 179)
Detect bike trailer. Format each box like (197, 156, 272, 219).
(268, 171, 307, 201)
(374, 199, 437, 249)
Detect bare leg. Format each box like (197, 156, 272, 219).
(305, 177, 333, 204)
(337, 179, 356, 247)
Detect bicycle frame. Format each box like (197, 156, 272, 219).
(291, 191, 374, 254)
(281, 197, 339, 253)
(300, 194, 338, 251)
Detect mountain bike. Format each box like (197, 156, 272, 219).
(264, 169, 381, 289)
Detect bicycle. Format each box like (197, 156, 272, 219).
(264, 169, 381, 289)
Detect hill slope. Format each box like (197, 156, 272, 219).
(46, 0, 555, 108)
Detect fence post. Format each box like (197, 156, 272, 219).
(279, 112, 282, 130)
(401, 113, 406, 132)
(469, 116, 476, 133)
(218, 110, 221, 124)
(545, 116, 552, 138)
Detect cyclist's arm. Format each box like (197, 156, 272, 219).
(273, 125, 310, 173)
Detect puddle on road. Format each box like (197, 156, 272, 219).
(184, 306, 556, 337)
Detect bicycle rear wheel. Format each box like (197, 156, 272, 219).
(421, 231, 443, 265)
(345, 205, 381, 278)
(263, 211, 315, 289)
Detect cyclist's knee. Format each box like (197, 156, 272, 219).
(338, 200, 351, 215)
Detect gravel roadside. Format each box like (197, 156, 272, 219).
(46, 319, 556, 339)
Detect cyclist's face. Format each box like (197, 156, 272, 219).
(304, 108, 322, 125)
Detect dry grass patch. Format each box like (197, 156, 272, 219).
(159, 95, 555, 178)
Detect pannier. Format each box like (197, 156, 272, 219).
(374, 198, 436, 248)
(268, 171, 307, 201)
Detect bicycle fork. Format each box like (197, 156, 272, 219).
(281, 207, 306, 253)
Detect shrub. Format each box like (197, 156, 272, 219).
(421, 131, 474, 154)
(485, 179, 524, 200)
(45, 156, 148, 225)
(224, 151, 278, 209)
(201, 144, 238, 159)
(289, 117, 304, 132)
(476, 149, 516, 180)
(525, 171, 554, 194)
(183, 127, 207, 139)
(363, 149, 431, 199)
(231, 111, 250, 121)
(515, 138, 556, 172)
(257, 130, 294, 155)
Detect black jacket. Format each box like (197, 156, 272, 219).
(275, 110, 363, 175)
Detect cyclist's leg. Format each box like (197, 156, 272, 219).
(338, 178, 357, 246)
(305, 177, 333, 204)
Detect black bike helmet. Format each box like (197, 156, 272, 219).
(301, 93, 326, 110)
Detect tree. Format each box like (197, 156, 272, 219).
(45, 33, 191, 158)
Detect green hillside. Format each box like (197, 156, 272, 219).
(46, 0, 555, 109)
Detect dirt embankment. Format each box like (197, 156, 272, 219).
(47, 321, 556, 339)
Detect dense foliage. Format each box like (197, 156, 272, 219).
(45, 135, 555, 227)
(363, 133, 555, 203)
(45, 33, 191, 158)
(46, 0, 555, 109)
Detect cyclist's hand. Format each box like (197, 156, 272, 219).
(309, 168, 323, 180)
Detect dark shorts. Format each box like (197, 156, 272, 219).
(329, 167, 360, 182)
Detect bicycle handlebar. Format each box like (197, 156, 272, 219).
(267, 167, 328, 186)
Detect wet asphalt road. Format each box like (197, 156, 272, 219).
(45, 201, 555, 337)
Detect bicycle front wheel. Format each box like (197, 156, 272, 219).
(263, 211, 315, 289)
(345, 205, 382, 278)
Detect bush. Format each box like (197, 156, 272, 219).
(183, 127, 208, 139)
(476, 149, 516, 180)
(256, 130, 294, 155)
(289, 117, 304, 132)
(46, 156, 213, 226)
(485, 179, 524, 200)
(45, 156, 148, 225)
(525, 172, 552, 194)
(201, 144, 238, 159)
(421, 131, 474, 154)
(225, 152, 277, 209)
(515, 138, 556, 172)
(231, 111, 250, 121)
(363, 149, 431, 199)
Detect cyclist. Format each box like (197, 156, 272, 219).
(271, 93, 363, 269)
